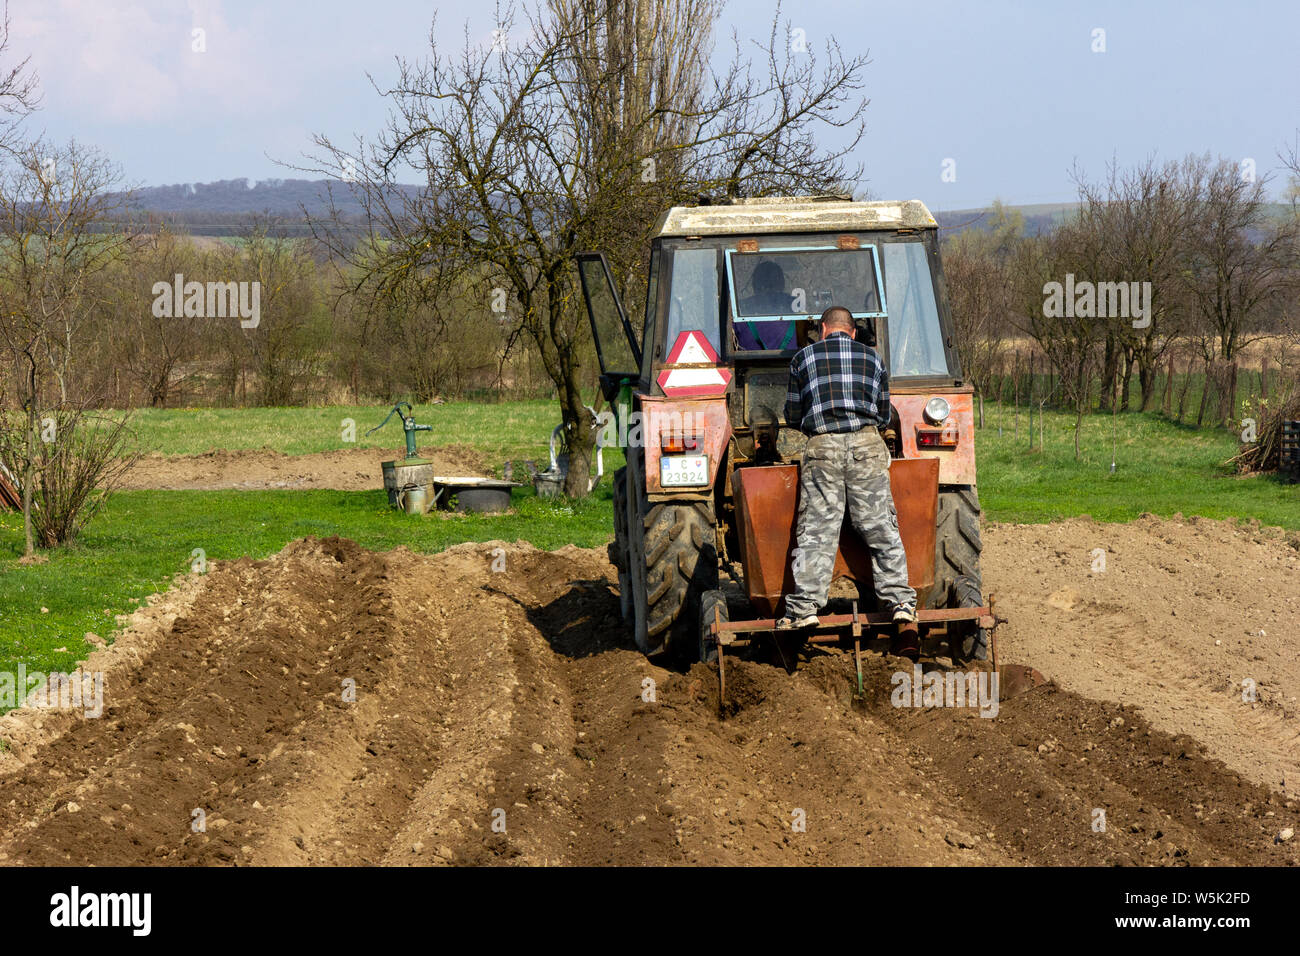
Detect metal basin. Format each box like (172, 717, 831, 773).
(431, 477, 520, 513)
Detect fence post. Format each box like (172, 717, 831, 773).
(1014, 350, 1021, 442)
(1162, 352, 1174, 417)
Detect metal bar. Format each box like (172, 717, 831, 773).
(717, 641, 726, 712)
(715, 606, 991, 635)
(852, 600, 864, 697)
(990, 593, 1001, 685)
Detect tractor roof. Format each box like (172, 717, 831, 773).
(653, 196, 938, 237)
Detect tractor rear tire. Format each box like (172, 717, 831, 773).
(928, 486, 982, 610)
(637, 502, 718, 659)
(610, 467, 632, 621)
(948, 573, 989, 663)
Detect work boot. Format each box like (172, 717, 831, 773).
(775, 613, 818, 630)
(892, 602, 918, 624)
(891, 622, 920, 662)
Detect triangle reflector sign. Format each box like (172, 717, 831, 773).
(664, 330, 720, 365)
(658, 331, 731, 396)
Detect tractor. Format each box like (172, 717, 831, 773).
(576, 196, 993, 685)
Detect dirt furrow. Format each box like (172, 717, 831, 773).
(1, 516, 1295, 867)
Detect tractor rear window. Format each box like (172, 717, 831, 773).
(726, 246, 883, 352)
(882, 242, 949, 378)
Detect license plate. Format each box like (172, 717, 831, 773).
(660, 454, 709, 487)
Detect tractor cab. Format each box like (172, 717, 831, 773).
(578, 197, 989, 670)
(578, 197, 972, 482)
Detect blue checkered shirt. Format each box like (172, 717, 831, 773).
(784, 331, 890, 435)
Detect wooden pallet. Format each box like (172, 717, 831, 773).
(0, 470, 19, 510)
(1283, 420, 1300, 481)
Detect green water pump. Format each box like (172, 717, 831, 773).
(367, 402, 431, 459)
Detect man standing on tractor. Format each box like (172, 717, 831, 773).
(777, 305, 920, 659)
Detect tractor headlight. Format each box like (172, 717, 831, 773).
(923, 397, 950, 425)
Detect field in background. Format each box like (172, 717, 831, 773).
(2, 400, 1296, 713)
(123, 401, 568, 465)
(122, 401, 1297, 526)
(976, 402, 1298, 526)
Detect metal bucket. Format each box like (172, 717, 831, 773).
(731, 458, 939, 617)
(395, 483, 430, 515)
(533, 471, 564, 498)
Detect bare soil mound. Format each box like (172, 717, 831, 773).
(120, 445, 491, 491)
(987, 514, 1300, 798)
(0, 516, 1295, 866)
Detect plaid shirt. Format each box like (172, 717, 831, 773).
(784, 331, 891, 435)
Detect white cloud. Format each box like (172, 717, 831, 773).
(12, 0, 292, 125)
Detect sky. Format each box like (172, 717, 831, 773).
(9, 0, 1299, 212)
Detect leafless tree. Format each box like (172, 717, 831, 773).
(0, 1, 38, 156)
(1178, 154, 1300, 425)
(0, 141, 134, 402)
(1071, 157, 1196, 412)
(941, 201, 1020, 418)
(0, 140, 134, 554)
(1010, 226, 1104, 460)
(100, 228, 205, 406)
(302, 0, 868, 496)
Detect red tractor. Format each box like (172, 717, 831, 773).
(577, 196, 991, 677)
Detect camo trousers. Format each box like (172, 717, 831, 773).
(782, 428, 915, 619)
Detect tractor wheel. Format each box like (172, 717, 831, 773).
(610, 467, 632, 621)
(948, 573, 989, 663)
(698, 589, 727, 664)
(928, 486, 983, 610)
(634, 501, 718, 659)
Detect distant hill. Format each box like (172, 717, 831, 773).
(122, 178, 1084, 238)
(120, 178, 420, 237)
(933, 203, 1077, 237)
(931, 200, 1293, 241)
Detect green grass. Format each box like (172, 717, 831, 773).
(120, 401, 573, 465)
(0, 484, 615, 710)
(975, 404, 1299, 527)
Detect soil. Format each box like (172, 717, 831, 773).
(987, 514, 1300, 798)
(0, 515, 1296, 866)
(119, 445, 492, 491)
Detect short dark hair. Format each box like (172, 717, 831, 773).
(821, 306, 853, 330)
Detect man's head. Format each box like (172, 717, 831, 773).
(820, 305, 855, 338)
(753, 260, 785, 296)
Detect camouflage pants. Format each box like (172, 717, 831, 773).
(783, 429, 916, 619)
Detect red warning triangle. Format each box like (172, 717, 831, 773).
(664, 330, 721, 365)
(658, 331, 731, 396)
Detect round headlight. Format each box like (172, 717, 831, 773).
(923, 397, 950, 425)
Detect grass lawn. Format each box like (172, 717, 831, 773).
(2, 400, 1295, 713)
(122, 401, 571, 465)
(975, 403, 1299, 527)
